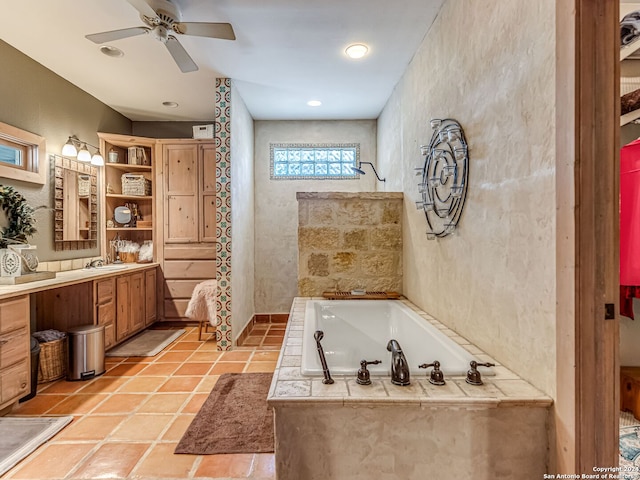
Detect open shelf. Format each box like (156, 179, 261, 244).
(98, 133, 156, 261)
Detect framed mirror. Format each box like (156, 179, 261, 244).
(52, 154, 98, 250)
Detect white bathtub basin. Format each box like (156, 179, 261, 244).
(301, 299, 485, 377)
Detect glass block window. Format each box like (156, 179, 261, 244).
(270, 143, 359, 180)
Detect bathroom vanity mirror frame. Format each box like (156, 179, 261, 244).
(52, 154, 98, 251)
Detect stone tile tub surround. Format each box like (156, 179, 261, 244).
(297, 192, 403, 296)
(268, 297, 552, 480)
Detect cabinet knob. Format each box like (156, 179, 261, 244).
(21, 382, 27, 388)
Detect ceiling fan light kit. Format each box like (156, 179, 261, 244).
(85, 0, 236, 73)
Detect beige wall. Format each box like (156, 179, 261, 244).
(254, 120, 378, 313)
(0, 40, 131, 261)
(377, 1, 556, 396)
(231, 85, 256, 341)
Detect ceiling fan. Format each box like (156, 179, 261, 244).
(85, 0, 235, 73)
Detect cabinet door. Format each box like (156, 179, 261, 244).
(145, 268, 157, 326)
(166, 195, 198, 242)
(129, 272, 145, 334)
(95, 278, 116, 349)
(116, 276, 131, 341)
(97, 301, 116, 349)
(164, 144, 199, 243)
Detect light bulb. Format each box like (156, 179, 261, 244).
(77, 143, 91, 162)
(91, 152, 104, 166)
(345, 44, 369, 59)
(62, 137, 78, 157)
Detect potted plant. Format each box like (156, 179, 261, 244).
(0, 185, 38, 276)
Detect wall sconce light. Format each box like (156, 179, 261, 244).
(62, 136, 104, 166)
(351, 162, 386, 182)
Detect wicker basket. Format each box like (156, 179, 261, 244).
(119, 251, 138, 263)
(121, 174, 152, 196)
(37, 337, 67, 383)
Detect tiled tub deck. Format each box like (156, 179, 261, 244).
(267, 297, 553, 480)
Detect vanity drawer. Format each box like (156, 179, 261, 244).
(0, 360, 29, 403)
(95, 278, 115, 305)
(97, 300, 115, 326)
(0, 296, 29, 334)
(0, 328, 28, 368)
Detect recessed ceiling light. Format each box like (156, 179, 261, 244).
(345, 43, 369, 59)
(307, 100, 322, 107)
(162, 101, 179, 108)
(99, 45, 124, 58)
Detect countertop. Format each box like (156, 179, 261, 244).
(0, 262, 159, 300)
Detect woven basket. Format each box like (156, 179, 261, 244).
(38, 337, 67, 383)
(121, 174, 152, 196)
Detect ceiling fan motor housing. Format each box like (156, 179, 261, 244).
(144, 0, 181, 27)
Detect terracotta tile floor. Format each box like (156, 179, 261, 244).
(4, 324, 284, 480)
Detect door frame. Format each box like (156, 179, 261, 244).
(556, 0, 620, 471)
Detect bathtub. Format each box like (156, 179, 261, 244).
(301, 299, 486, 377)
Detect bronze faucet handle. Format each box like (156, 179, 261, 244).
(356, 359, 382, 385)
(471, 360, 495, 369)
(361, 359, 382, 367)
(466, 360, 495, 386)
(418, 360, 446, 386)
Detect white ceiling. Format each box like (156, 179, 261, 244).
(0, 0, 444, 122)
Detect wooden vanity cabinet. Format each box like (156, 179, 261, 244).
(91, 267, 157, 348)
(158, 140, 216, 322)
(0, 295, 30, 411)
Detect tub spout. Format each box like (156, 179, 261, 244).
(386, 339, 410, 386)
(314, 330, 334, 384)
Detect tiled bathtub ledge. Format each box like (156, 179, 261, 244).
(267, 297, 553, 409)
(269, 297, 551, 480)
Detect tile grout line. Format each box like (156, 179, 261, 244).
(5, 324, 282, 480)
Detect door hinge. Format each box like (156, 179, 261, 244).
(605, 303, 615, 320)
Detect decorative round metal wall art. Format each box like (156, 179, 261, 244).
(415, 119, 469, 239)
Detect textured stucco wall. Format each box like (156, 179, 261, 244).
(254, 120, 378, 314)
(0, 40, 131, 261)
(231, 85, 256, 342)
(377, 1, 556, 396)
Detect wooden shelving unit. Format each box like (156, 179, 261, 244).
(97, 133, 156, 261)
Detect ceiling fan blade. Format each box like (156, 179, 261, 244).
(173, 22, 236, 40)
(85, 27, 149, 44)
(165, 36, 198, 73)
(126, 0, 158, 20)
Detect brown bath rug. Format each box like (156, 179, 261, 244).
(175, 372, 274, 455)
